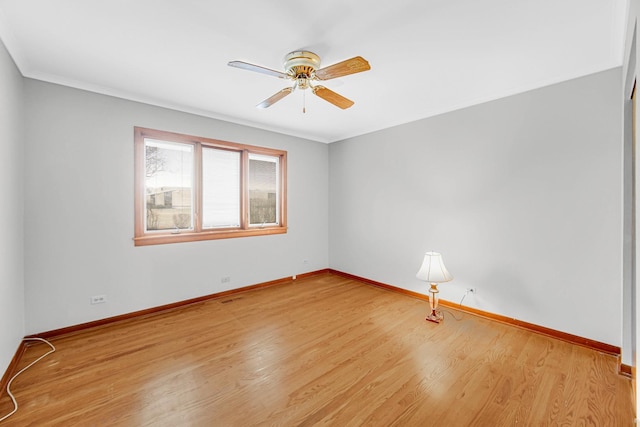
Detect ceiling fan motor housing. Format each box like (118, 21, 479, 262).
(284, 51, 321, 80)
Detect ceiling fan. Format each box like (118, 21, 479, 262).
(228, 51, 370, 111)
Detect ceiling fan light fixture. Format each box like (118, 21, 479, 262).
(296, 76, 310, 90)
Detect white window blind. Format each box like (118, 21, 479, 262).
(202, 147, 241, 228)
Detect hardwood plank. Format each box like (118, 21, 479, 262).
(0, 273, 634, 425)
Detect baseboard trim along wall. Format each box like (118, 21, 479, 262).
(620, 362, 633, 378)
(1, 268, 630, 398)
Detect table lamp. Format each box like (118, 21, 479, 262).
(416, 251, 453, 323)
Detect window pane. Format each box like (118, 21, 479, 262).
(144, 139, 194, 231)
(202, 147, 241, 228)
(249, 154, 279, 226)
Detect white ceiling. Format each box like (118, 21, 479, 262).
(0, 0, 629, 143)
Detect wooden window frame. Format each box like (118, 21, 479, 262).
(134, 127, 287, 246)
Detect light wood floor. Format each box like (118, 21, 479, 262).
(0, 273, 634, 426)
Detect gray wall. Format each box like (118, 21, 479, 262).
(624, 2, 639, 410)
(623, 91, 634, 366)
(329, 68, 622, 346)
(0, 39, 24, 372)
(23, 80, 329, 334)
(622, 25, 635, 367)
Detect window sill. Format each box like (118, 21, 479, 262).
(133, 226, 287, 246)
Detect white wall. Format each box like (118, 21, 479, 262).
(23, 80, 329, 334)
(0, 38, 24, 372)
(329, 68, 622, 346)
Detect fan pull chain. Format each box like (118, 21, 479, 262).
(303, 89, 306, 114)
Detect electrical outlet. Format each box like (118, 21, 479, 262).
(90, 295, 107, 304)
(221, 276, 231, 284)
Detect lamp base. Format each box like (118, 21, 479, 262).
(426, 310, 444, 323)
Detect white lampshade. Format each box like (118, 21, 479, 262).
(416, 252, 453, 283)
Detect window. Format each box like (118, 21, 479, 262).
(249, 154, 280, 226)
(134, 127, 287, 246)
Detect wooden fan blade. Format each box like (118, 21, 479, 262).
(314, 56, 370, 80)
(228, 61, 289, 79)
(312, 86, 354, 109)
(256, 87, 294, 108)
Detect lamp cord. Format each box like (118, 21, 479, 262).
(459, 290, 470, 306)
(0, 337, 56, 423)
(441, 309, 464, 321)
(439, 289, 472, 322)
